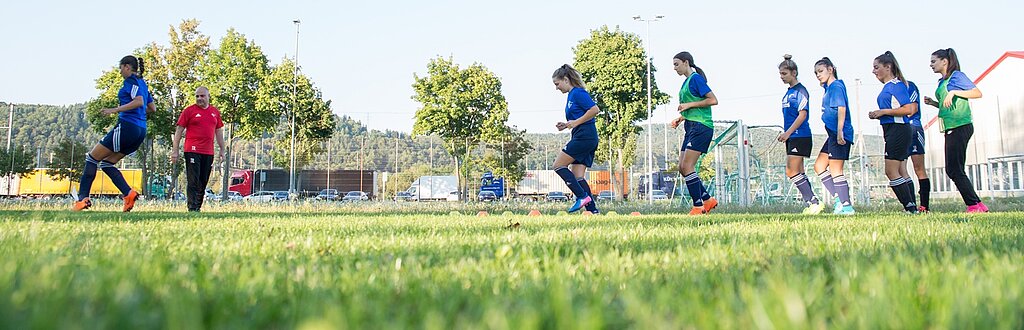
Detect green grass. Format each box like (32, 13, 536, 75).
(0, 202, 1022, 329)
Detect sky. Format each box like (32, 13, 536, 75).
(1, 0, 1021, 136)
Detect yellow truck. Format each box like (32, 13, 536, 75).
(0, 168, 143, 197)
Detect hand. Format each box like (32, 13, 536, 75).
(777, 131, 791, 142)
(677, 103, 692, 112)
(943, 92, 955, 108)
(837, 132, 847, 145)
(555, 122, 569, 131)
(924, 96, 939, 107)
(101, 108, 118, 116)
(218, 150, 225, 163)
(670, 116, 685, 129)
(868, 110, 881, 119)
(170, 149, 179, 164)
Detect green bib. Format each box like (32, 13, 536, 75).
(679, 74, 714, 129)
(936, 78, 973, 132)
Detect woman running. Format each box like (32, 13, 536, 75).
(867, 51, 919, 213)
(777, 55, 824, 214)
(923, 48, 987, 213)
(72, 55, 154, 212)
(551, 64, 600, 214)
(905, 81, 930, 212)
(812, 57, 855, 215)
(669, 51, 719, 215)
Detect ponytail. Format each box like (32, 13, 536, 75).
(875, 51, 906, 86)
(137, 57, 145, 76)
(814, 57, 838, 84)
(673, 51, 707, 81)
(932, 48, 960, 79)
(552, 64, 585, 89)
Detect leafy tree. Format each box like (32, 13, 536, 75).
(411, 57, 509, 196)
(257, 59, 336, 173)
(573, 25, 669, 197)
(477, 125, 531, 187)
(0, 145, 36, 178)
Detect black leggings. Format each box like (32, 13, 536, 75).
(943, 124, 981, 206)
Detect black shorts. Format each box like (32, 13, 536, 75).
(681, 120, 714, 153)
(883, 123, 912, 161)
(908, 125, 925, 156)
(562, 138, 598, 167)
(786, 137, 813, 157)
(819, 129, 852, 160)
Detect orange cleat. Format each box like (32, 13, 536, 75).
(123, 190, 139, 213)
(72, 198, 92, 211)
(688, 206, 707, 215)
(702, 197, 719, 213)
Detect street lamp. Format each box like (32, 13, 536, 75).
(290, 19, 300, 195)
(634, 15, 663, 204)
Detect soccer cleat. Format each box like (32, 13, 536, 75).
(123, 190, 139, 213)
(568, 196, 592, 213)
(72, 198, 92, 211)
(918, 206, 929, 213)
(702, 197, 719, 213)
(834, 204, 855, 215)
(802, 202, 825, 215)
(688, 206, 707, 215)
(966, 203, 988, 213)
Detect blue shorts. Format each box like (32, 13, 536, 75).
(99, 120, 147, 155)
(681, 120, 713, 153)
(908, 125, 926, 156)
(563, 138, 598, 167)
(819, 129, 852, 160)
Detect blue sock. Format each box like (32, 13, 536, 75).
(834, 175, 851, 206)
(684, 172, 705, 207)
(790, 173, 819, 205)
(818, 170, 836, 201)
(99, 160, 132, 197)
(578, 178, 598, 212)
(78, 154, 99, 201)
(555, 167, 587, 201)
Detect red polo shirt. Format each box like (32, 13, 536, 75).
(177, 104, 224, 155)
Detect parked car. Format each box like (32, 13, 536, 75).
(244, 191, 276, 202)
(204, 188, 216, 200)
(273, 191, 290, 201)
(316, 189, 340, 201)
(224, 191, 243, 201)
(394, 191, 412, 201)
(342, 191, 369, 202)
(650, 189, 669, 200)
(478, 190, 497, 202)
(545, 191, 569, 202)
(446, 191, 461, 202)
(596, 190, 614, 201)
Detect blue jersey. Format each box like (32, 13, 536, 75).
(686, 73, 713, 98)
(782, 83, 812, 138)
(117, 74, 151, 128)
(907, 81, 922, 127)
(565, 87, 597, 140)
(943, 71, 976, 92)
(821, 79, 854, 138)
(875, 79, 912, 125)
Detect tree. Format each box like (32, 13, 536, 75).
(201, 28, 272, 198)
(411, 57, 509, 197)
(478, 125, 532, 187)
(573, 25, 669, 198)
(0, 145, 36, 178)
(45, 139, 89, 193)
(256, 58, 336, 173)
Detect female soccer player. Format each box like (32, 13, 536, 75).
(777, 55, 823, 214)
(73, 55, 154, 212)
(867, 51, 918, 213)
(669, 51, 719, 215)
(923, 48, 987, 213)
(905, 80, 930, 212)
(812, 57, 855, 215)
(552, 64, 600, 214)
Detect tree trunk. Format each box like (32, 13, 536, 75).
(221, 123, 233, 200)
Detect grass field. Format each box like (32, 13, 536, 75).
(1, 199, 1023, 329)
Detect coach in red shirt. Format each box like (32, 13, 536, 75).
(172, 87, 225, 212)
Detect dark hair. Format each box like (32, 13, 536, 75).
(552, 64, 585, 88)
(814, 57, 838, 83)
(931, 48, 960, 80)
(779, 54, 798, 76)
(673, 51, 707, 80)
(875, 51, 907, 86)
(120, 55, 145, 76)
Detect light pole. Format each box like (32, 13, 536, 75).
(634, 15, 663, 204)
(289, 19, 300, 195)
